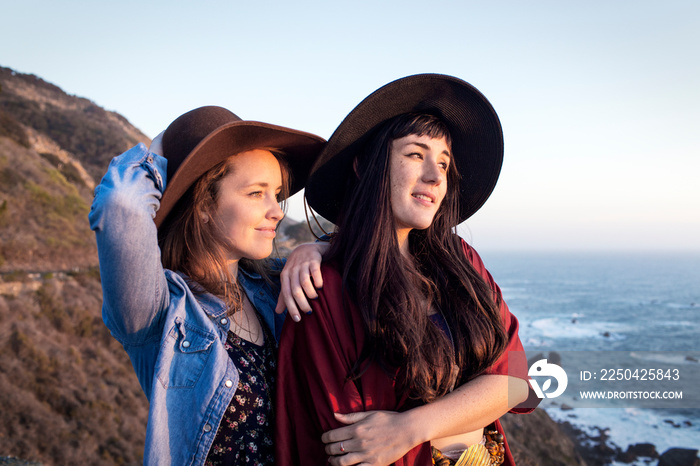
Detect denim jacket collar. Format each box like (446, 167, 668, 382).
(174, 268, 266, 320)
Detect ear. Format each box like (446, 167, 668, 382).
(199, 211, 209, 224)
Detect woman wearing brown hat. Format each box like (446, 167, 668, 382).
(89, 106, 327, 465)
(275, 75, 538, 465)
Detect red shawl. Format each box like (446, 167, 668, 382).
(275, 241, 535, 465)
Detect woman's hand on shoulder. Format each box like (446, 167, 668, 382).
(275, 242, 329, 322)
(321, 411, 418, 466)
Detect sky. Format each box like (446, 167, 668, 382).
(2, 0, 699, 251)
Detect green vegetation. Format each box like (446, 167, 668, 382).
(39, 153, 87, 188)
(20, 181, 93, 251)
(25, 181, 87, 218)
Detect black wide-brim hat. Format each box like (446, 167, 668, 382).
(155, 106, 326, 228)
(305, 74, 504, 225)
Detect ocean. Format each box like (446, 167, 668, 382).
(479, 250, 700, 461)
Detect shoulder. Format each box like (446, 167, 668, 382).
(456, 236, 502, 295)
(284, 261, 363, 355)
(266, 256, 286, 273)
(317, 261, 347, 303)
(320, 261, 342, 283)
(307, 261, 352, 321)
(458, 236, 487, 271)
(239, 259, 283, 290)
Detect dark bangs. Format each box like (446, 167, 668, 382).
(387, 113, 452, 150)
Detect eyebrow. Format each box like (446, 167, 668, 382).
(408, 142, 451, 158)
(242, 182, 283, 190)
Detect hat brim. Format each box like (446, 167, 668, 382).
(155, 121, 325, 228)
(305, 74, 504, 225)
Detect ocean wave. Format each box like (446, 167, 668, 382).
(530, 317, 628, 341)
(544, 405, 700, 458)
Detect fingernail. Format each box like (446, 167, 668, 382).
(293, 315, 301, 322)
(305, 310, 313, 315)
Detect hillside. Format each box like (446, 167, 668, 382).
(0, 66, 147, 182)
(0, 66, 150, 273)
(0, 66, 596, 465)
(0, 66, 153, 464)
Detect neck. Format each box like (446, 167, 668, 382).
(396, 228, 411, 258)
(227, 259, 240, 278)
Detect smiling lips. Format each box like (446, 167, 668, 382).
(412, 192, 436, 206)
(256, 226, 277, 238)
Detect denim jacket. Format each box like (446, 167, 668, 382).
(89, 144, 286, 465)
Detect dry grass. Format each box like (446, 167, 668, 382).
(0, 272, 148, 465)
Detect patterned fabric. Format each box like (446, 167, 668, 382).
(431, 427, 505, 465)
(205, 328, 276, 465)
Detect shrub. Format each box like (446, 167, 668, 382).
(0, 166, 23, 189)
(0, 199, 8, 227)
(3, 270, 29, 282)
(0, 109, 30, 148)
(68, 267, 100, 286)
(36, 286, 69, 332)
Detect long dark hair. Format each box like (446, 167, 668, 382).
(158, 150, 290, 315)
(326, 113, 508, 402)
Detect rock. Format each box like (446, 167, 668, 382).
(602, 331, 611, 338)
(616, 450, 638, 463)
(560, 403, 574, 411)
(628, 443, 659, 458)
(616, 443, 659, 462)
(658, 448, 700, 466)
(500, 409, 587, 465)
(593, 442, 619, 461)
(685, 355, 698, 363)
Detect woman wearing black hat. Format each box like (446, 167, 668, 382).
(89, 106, 327, 465)
(275, 75, 537, 465)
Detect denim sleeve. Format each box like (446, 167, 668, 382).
(89, 143, 170, 346)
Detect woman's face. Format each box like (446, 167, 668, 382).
(212, 149, 284, 262)
(389, 134, 450, 237)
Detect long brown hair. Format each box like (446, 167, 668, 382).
(158, 150, 290, 315)
(327, 113, 508, 402)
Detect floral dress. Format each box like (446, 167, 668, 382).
(205, 323, 276, 465)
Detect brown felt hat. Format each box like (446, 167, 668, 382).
(155, 106, 325, 228)
(305, 74, 504, 225)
